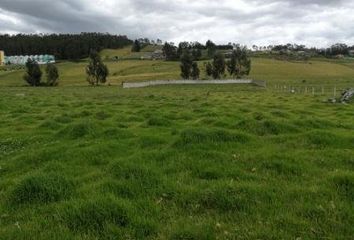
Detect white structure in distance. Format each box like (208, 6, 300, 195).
(4, 55, 56, 65)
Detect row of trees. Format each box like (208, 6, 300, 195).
(180, 46, 251, 80)
(322, 43, 354, 57)
(23, 50, 109, 87)
(163, 40, 234, 61)
(24, 61, 59, 86)
(0, 33, 132, 60)
(254, 43, 354, 58)
(205, 47, 251, 79)
(23, 46, 251, 86)
(180, 51, 200, 80)
(24, 47, 250, 87)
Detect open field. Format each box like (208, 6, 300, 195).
(1, 47, 354, 88)
(0, 85, 353, 239)
(0, 53, 353, 239)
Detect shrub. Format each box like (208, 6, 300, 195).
(45, 63, 59, 86)
(23, 59, 42, 86)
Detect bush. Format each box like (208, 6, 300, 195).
(45, 63, 59, 86)
(23, 59, 42, 86)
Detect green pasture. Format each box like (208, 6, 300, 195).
(0, 50, 353, 239)
(1, 55, 354, 88)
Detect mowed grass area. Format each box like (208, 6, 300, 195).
(0, 84, 353, 239)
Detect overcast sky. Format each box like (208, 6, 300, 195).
(0, 0, 353, 47)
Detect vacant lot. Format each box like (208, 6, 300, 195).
(0, 55, 353, 239)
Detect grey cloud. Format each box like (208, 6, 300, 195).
(0, 0, 353, 47)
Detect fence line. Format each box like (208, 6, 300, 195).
(272, 84, 347, 98)
(122, 79, 266, 89)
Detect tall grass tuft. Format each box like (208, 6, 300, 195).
(177, 128, 250, 145)
(62, 198, 131, 233)
(10, 173, 74, 205)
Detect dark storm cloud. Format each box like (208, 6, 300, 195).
(0, 0, 353, 47)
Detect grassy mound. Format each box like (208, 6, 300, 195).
(10, 173, 74, 205)
(62, 198, 131, 233)
(332, 173, 354, 201)
(177, 128, 250, 145)
(57, 121, 97, 139)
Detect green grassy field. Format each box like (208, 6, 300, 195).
(1, 46, 354, 88)
(0, 51, 353, 239)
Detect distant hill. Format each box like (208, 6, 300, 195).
(0, 33, 132, 60)
(100, 44, 163, 61)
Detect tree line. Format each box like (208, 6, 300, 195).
(24, 61, 59, 87)
(180, 46, 251, 80)
(0, 33, 132, 60)
(254, 43, 354, 58)
(162, 40, 234, 61)
(23, 50, 109, 87)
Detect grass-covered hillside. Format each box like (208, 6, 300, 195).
(0, 50, 353, 239)
(1, 46, 354, 87)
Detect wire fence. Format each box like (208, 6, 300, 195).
(271, 84, 351, 99)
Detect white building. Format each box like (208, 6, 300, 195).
(4, 54, 55, 65)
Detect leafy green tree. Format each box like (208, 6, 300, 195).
(177, 42, 190, 58)
(191, 49, 202, 61)
(180, 51, 193, 79)
(23, 59, 42, 86)
(131, 40, 141, 52)
(162, 42, 178, 61)
(45, 63, 59, 86)
(180, 51, 200, 80)
(227, 47, 251, 78)
(206, 40, 216, 58)
(86, 51, 109, 86)
(205, 62, 213, 77)
(191, 62, 200, 80)
(205, 53, 226, 79)
(212, 53, 226, 79)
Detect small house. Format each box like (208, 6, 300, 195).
(0, 50, 4, 66)
(151, 50, 164, 60)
